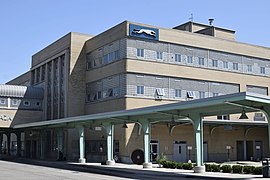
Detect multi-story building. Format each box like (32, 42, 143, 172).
(1, 20, 270, 169)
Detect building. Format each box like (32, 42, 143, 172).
(1, 20, 270, 171)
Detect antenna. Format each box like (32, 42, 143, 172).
(208, 18, 214, 26)
(189, 13, 194, 22)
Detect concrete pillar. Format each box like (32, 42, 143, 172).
(40, 131, 45, 159)
(104, 122, 115, 165)
(77, 126, 86, 163)
(191, 115, 205, 173)
(16, 132, 22, 157)
(0, 133, 3, 154)
(57, 129, 64, 160)
(7, 132, 10, 156)
(139, 120, 152, 168)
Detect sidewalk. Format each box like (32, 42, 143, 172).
(70, 162, 267, 180)
(0, 157, 268, 179)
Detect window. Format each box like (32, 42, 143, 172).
(187, 91, 196, 98)
(113, 87, 119, 96)
(233, 63, 238, 70)
(11, 99, 18, 105)
(137, 86, 144, 94)
(212, 60, 218, 67)
(156, 88, 165, 96)
(36, 102, 40, 107)
(187, 56, 193, 64)
(137, 49, 144, 57)
(223, 61, 228, 69)
(217, 115, 230, 120)
(106, 88, 113, 97)
(175, 89, 181, 98)
(0, 99, 6, 104)
(175, 54, 181, 62)
(199, 57, 204, 65)
(247, 65, 252, 72)
(199, 91, 205, 99)
(114, 50, 119, 60)
(260, 67, 266, 74)
(97, 91, 102, 99)
(23, 101, 30, 106)
(102, 54, 109, 64)
(213, 92, 219, 97)
(108, 52, 114, 63)
(156, 52, 163, 59)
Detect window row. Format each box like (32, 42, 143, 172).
(0, 98, 41, 107)
(87, 87, 120, 102)
(136, 48, 268, 75)
(87, 50, 119, 70)
(136, 86, 220, 99)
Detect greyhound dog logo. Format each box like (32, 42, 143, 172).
(132, 28, 156, 37)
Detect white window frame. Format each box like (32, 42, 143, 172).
(223, 61, 228, 69)
(0, 99, 6, 105)
(213, 92, 219, 97)
(11, 99, 18, 105)
(137, 49, 144, 57)
(187, 56, 193, 64)
(199, 57, 204, 65)
(175, 89, 181, 98)
(175, 54, 181, 62)
(199, 91, 205, 99)
(247, 65, 252, 72)
(137, 86, 144, 95)
(260, 67, 266, 74)
(233, 63, 238, 70)
(212, 60, 218, 67)
(156, 51, 163, 60)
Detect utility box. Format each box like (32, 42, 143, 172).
(262, 158, 270, 177)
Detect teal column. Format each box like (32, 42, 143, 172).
(191, 115, 205, 173)
(57, 129, 64, 160)
(262, 106, 270, 156)
(104, 122, 115, 165)
(139, 120, 152, 168)
(77, 126, 86, 163)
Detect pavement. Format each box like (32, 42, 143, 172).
(0, 157, 269, 180)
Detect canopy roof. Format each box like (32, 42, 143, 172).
(13, 92, 270, 130)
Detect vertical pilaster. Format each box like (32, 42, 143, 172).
(78, 126, 86, 163)
(57, 129, 64, 160)
(0, 133, 2, 154)
(16, 132, 22, 157)
(191, 114, 205, 173)
(6, 132, 11, 156)
(104, 122, 115, 165)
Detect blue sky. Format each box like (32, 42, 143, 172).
(0, 0, 270, 84)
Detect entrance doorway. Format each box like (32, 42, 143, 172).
(255, 141, 263, 161)
(173, 141, 187, 162)
(237, 140, 262, 161)
(150, 140, 159, 162)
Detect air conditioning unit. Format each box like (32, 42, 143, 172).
(155, 95, 163, 100)
(254, 112, 265, 121)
